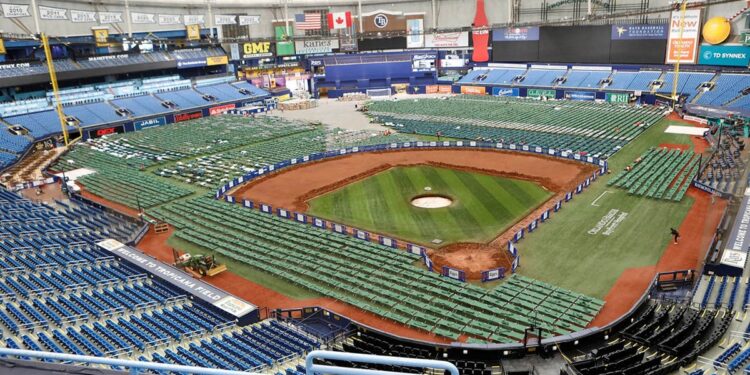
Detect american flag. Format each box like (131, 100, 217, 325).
(295, 12, 321, 30)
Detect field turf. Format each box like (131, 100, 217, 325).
(517, 119, 708, 299)
(307, 165, 552, 246)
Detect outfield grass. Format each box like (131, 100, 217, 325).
(307, 165, 553, 246)
(517, 118, 704, 299)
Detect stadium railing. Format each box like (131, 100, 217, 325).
(0, 348, 262, 375)
(305, 350, 459, 375)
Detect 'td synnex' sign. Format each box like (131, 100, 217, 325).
(698, 45, 750, 67)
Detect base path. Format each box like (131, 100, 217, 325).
(232, 148, 597, 278)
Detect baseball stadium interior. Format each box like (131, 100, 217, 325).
(0, 0, 749, 374)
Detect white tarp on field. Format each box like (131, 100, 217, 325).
(665, 125, 709, 136)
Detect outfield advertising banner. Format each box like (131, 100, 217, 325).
(492, 87, 520, 97)
(209, 104, 236, 116)
(460, 86, 486, 95)
(698, 45, 750, 67)
(564, 91, 596, 101)
(527, 88, 555, 98)
(134, 116, 166, 130)
(174, 111, 202, 122)
(606, 92, 630, 103)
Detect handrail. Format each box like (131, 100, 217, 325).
(0, 348, 262, 375)
(305, 350, 459, 375)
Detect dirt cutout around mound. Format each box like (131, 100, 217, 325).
(232, 148, 597, 279)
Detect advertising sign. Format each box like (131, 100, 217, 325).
(611, 24, 668, 40)
(460, 85, 485, 95)
(412, 53, 437, 72)
(527, 88, 555, 98)
(666, 9, 702, 64)
(606, 92, 630, 103)
(493, 27, 540, 41)
(243, 42, 273, 58)
(492, 87, 519, 97)
(88, 125, 125, 139)
(698, 45, 750, 67)
(209, 104, 236, 116)
(177, 58, 207, 69)
(175, 111, 202, 122)
(206, 55, 229, 66)
(425, 31, 469, 48)
(564, 91, 596, 101)
(134, 116, 166, 131)
(93, 28, 109, 47)
(406, 18, 425, 48)
(294, 39, 339, 54)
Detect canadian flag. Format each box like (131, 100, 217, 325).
(327, 11, 352, 29)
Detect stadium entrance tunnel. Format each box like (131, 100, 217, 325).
(410, 194, 453, 209)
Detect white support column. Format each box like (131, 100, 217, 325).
(124, 0, 133, 37)
(207, 0, 215, 39)
(587, 0, 592, 15)
(30, 0, 41, 34)
(284, 0, 290, 37)
(358, 0, 363, 33)
(431, 0, 437, 30)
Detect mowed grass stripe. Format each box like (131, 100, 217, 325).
(421, 167, 479, 239)
(431, 168, 494, 239)
(388, 167, 436, 239)
(361, 172, 392, 230)
(376, 169, 421, 236)
(454, 171, 515, 228)
(403, 167, 448, 241)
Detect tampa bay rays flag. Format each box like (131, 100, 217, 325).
(554, 200, 562, 212)
(243, 199, 254, 209)
(565, 192, 573, 201)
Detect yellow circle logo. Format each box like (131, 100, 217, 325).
(702, 17, 731, 45)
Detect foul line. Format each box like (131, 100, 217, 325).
(591, 191, 613, 207)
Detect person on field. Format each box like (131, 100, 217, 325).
(670, 228, 680, 244)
